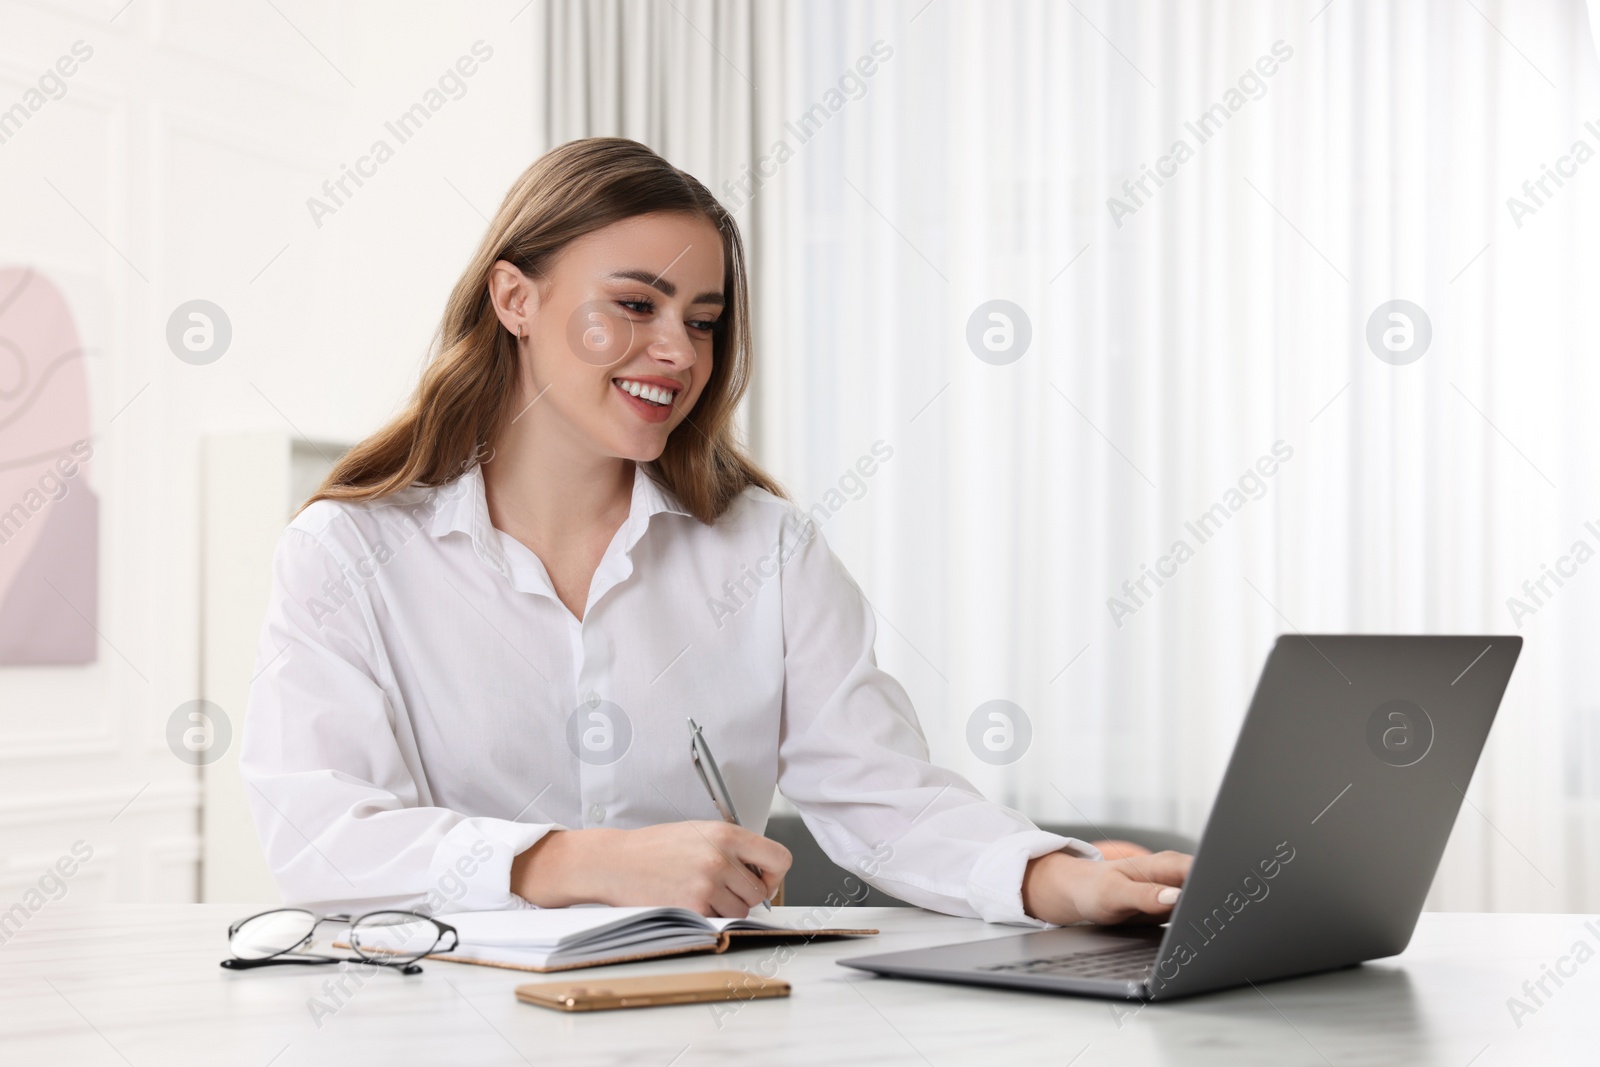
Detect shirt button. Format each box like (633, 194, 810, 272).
(589, 803, 606, 824)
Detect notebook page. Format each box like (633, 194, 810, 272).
(709, 913, 821, 933)
(436, 930, 720, 970)
(445, 906, 713, 950)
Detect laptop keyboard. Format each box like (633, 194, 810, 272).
(977, 942, 1159, 982)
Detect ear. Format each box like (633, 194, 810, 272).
(487, 260, 540, 338)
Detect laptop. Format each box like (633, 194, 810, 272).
(839, 634, 1522, 1000)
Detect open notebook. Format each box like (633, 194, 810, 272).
(374, 907, 878, 973)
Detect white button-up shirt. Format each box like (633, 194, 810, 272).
(240, 462, 1095, 925)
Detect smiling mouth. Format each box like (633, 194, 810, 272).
(612, 377, 678, 407)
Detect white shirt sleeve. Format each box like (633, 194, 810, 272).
(774, 514, 1101, 926)
(239, 522, 559, 916)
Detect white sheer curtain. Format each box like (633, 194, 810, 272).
(537, 0, 1600, 912)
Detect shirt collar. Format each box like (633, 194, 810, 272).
(427, 461, 692, 576)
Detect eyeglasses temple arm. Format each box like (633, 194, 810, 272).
(220, 956, 342, 971)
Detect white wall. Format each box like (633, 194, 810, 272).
(0, 0, 539, 904)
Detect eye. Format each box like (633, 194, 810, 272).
(617, 298, 654, 316)
(688, 317, 720, 334)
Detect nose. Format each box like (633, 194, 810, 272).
(641, 318, 698, 369)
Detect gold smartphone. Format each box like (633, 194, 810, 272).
(515, 969, 790, 1012)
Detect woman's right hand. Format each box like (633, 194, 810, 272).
(511, 823, 792, 918)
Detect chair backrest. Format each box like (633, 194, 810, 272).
(763, 815, 1199, 908)
(762, 814, 911, 907)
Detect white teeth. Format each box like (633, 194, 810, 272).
(615, 379, 672, 406)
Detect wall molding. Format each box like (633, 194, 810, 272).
(0, 780, 198, 828)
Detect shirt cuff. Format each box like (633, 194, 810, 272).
(425, 817, 561, 915)
(966, 830, 1103, 927)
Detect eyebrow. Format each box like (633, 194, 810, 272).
(608, 269, 726, 307)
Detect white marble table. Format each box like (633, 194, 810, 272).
(2, 904, 1596, 1065)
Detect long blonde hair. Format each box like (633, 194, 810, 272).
(303, 137, 785, 524)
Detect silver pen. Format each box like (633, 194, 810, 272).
(688, 717, 772, 908)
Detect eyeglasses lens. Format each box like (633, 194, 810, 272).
(230, 910, 317, 960)
(349, 912, 438, 963)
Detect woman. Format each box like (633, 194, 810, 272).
(240, 137, 1190, 927)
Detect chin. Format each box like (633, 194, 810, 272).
(610, 433, 671, 464)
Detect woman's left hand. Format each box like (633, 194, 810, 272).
(1020, 849, 1192, 926)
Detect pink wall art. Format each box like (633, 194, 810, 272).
(0, 266, 98, 665)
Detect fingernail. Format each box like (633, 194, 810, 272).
(1157, 887, 1181, 905)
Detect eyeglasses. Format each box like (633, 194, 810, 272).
(220, 908, 459, 976)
